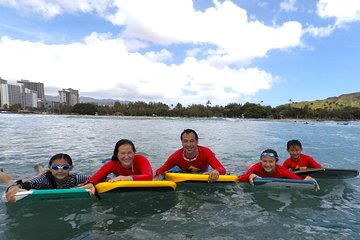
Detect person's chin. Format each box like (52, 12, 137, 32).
(185, 148, 195, 154)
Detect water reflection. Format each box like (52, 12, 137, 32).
(4, 191, 177, 240)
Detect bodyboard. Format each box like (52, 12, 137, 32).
(3, 188, 92, 203)
(95, 180, 176, 193)
(251, 177, 316, 190)
(294, 168, 359, 179)
(165, 172, 238, 183)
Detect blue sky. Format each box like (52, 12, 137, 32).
(0, 0, 359, 107)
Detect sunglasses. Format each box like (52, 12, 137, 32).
(50, 164, 72, 171)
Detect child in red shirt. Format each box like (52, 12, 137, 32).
(282, 140, 322, 171)
(238, 149, 320, 191)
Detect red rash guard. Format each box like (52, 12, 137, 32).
(238, 162, 303, 182)
(282, 154, 322, 171)
(155, 146, 226, 175)
(85, 154, 153, 184)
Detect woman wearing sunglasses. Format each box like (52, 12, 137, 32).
(5, 153, 90, 202)
(238, 149, 320, 191)
(83, 139, 153, 193)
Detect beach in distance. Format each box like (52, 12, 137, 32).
(0, 114, 359, 239)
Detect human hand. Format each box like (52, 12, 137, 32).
(108, 175, 133, 182)
(248, 173, 260, 186)
(153, 174, 165, 180)
(5, 185, 25, 203)
(304, 176, 320, 191)
(299, 166, 307, 170)
(202, 170, 220, 182)
(81, 183, 96, 195)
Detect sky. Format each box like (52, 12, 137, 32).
(0, 0, 359, 107)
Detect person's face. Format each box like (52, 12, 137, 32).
(117, 144, 135, 169)
(181, 132, 198, 156)
(49, 158, 72, 180)
(261, 156, 276, 174)
(287, 145, 302, 161)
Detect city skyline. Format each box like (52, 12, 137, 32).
(0, 77, 80, 108)
(1, 0, 360, 107)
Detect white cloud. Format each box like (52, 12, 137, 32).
(0, 0, 309, 105)
(144, 49, 173, 62)
(304, 24, 335, 37)
(0, 0, 114, 18)
(0, 33, 275, 105)
(280, 0, 298, 12)
(317, 0, 360, 26)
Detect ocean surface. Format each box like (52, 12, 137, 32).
(0, 113, 359, 240)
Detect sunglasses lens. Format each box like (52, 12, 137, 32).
(62, 165, 70, 170)
(51, 165, 59, 170)
(261, 152, 275, 157)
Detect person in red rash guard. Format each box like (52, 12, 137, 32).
(83, 139, 153, 194)
(155, 129, 226, 182)
(283, 139, 322, 171)
(238, 149, 320, 191)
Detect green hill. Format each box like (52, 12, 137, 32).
(283, 92, 360, 110)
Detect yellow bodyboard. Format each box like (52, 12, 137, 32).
(95, 180, 176, 193)
(165, 172, 238, 183)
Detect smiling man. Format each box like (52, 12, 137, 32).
(155, 129, 226, 182)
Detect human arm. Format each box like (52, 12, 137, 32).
(131, 155, 153, 181)
(155, 152, 178, 176)
(108, 175, 133, 182)
(84, 161, 114, 185)
(282, 159, 291, 170)
(203, 147, 226, 175)
(278, 166, 304, 180)
(306, 155, 322, 169)
(238, 163, 261, 183)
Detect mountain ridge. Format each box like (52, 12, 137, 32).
(282, 92, 360, 109)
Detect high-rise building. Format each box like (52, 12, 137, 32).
(8, 84, 22, 106)
(17, 80, 45, 100)
(0, 78, 9, 108)
(59, 88, 79, 106)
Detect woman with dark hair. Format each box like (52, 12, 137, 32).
(84, 139, 153, 189)
(238, 149, 320, 191)
(5, 153, 90, 202)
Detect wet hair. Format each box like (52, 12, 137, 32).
(48, 153, 73, 167)
(287, 139, 302, 150)
(47, 153, 73, 188)
(111, 139, 136, 161)
(260, 149, 279, 162)
(180, 129, 199, 141)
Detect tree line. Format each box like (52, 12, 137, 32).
(47, 101, 360, 120)
(3, 101, 360, 120)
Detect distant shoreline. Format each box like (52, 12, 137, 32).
(1, 111, 357, 122)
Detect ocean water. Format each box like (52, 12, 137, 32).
(0, 114, 359, 239)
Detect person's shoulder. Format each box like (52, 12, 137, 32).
(301, 153, 314, 159)
(134, 154, 150, 161)
(198, 145, 213, 152)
